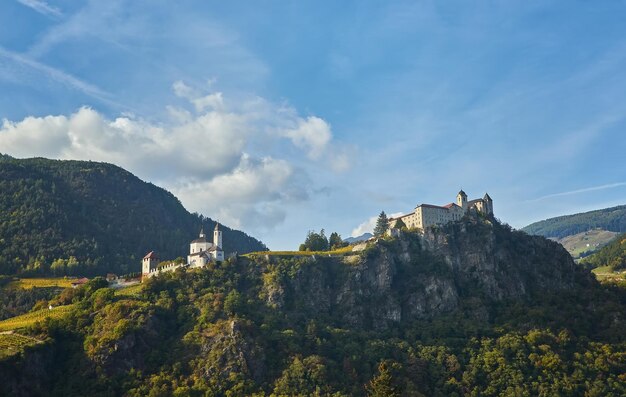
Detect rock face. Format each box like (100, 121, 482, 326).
(261, 215, 588, 330)
(197, 319, 266, 388)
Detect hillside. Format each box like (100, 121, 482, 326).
(2, 215, 626, 396)
(554, 229, 619, 260)
(522, 205, 626, 239)
(0, 156, 266, 276)
(582, 232, 626, 271)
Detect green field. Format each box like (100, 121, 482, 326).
(0, 333, 42, 360)
(245, 245, 355, 258)
(0, 305, 75, 332)
(7, 277, 74, 290)
(592, 265, 626, 283)
(114, 283, 143, 297)
(555, 229, 618, 259)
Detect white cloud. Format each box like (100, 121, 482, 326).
(526, 182, 626, 203)
(16, 0, 62, 18)
(0, 83, 350, 233)
(172, 155, 307, 230)
(351, 212, 403, 237)
(280, 116, 332, 159)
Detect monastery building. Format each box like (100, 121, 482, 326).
(389, 190, 493, 230)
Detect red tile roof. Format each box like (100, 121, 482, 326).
(143, 251, 158, 260)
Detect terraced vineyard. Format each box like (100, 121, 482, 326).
(7, 277, 73, 290)
(0, 333, 42, 359)
(0, 305, 75, 332)
(115, 283, 143, 297)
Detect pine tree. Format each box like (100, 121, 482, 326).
(329, 232, 344, 249)
(366, 362, 400, 397)
(373, 211, 389, 237)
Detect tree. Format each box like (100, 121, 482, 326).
(393, 218, 407, 230)
(366, 362, 400, 397)
(300, 229, 330, 251)
(373, 211, 389, 237)
(272, 355, 332, 396)
(329, 232, 345, 250)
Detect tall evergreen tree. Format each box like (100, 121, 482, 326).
(373, 211, 389, 237)
(329, 232, 344, 249)
(366, 362, 400, 397)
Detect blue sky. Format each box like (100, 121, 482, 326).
(1, 0, 626, 249)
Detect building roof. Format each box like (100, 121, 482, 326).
(191, 237, 209, 244)
(442, 202, 461, 209)
(484, 193, 492, 200)
(71, 277, 89, 286)
(189, 251, 210, 257)
(418, 203, 449, 210)
(143, 251, 158, 260)
(458, 189, 467, 197)
(208, 245, 222, 252)
(214, 222, 220, 231)
(467, 199, 483, 205)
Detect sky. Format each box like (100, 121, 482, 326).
(1, 0, 626, 250)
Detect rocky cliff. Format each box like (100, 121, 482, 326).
(2, 214, 612, 396)
(259, 214, 590, 330)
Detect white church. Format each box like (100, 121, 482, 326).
(142, 223, 224, 281)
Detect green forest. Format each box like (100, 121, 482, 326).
(0, 156, 267, 277)
(522, 205, 626, 239)
(2, 218, 626, 396)
(582, 232, 626, 270)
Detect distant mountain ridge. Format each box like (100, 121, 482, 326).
(344, 232, 373, 244)
(522, 205, 626, 239)
(0, 156, 267, 276)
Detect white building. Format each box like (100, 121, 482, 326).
(389, 190, 493, 231)
(142, 224, 225, 281)
(188, 224, 224, 267)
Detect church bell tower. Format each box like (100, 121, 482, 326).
(214, 223, 223, 249)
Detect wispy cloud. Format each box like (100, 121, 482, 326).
(0, 46, 121, 108)
(16, 0, 62, 18)
(527, 182, 626, 203)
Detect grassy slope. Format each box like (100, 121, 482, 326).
(555, 229, 619, 259)
(7, 278, 74, 290)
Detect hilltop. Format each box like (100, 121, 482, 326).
(2, 214, 626, 396)
(522, 205, 626, 259)
(0, 156, 267, 276)
(522, 205, 626, 239)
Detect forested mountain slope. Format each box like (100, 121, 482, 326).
(522, 205, 626, 239)
(3, 215, 625, 396)
(0, 156, 266, 276)
(582, 232, 626, 271)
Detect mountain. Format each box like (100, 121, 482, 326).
(343, 232, 373, 243)
(0, 156, 267, 276)
(581, 232, 626, 271)
(3, 214, 626, 395)
(554, 229, 619, 260)
(522, 205, 626, 239)
(522, 205, 626, 259)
